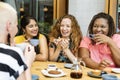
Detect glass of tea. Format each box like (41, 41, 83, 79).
(70, 58, 85, 79)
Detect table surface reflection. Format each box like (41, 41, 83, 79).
(31, 61, 120, 80)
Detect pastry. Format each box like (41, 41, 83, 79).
(48, 70, 61, 75)
(92, 70, 101, 76)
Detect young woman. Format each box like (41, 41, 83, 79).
(49, 14, 82, 63)
(14, 16, 48, 61)
(79, 12, 120, 70)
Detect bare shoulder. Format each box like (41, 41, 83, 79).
(39, 34, 46, 39)
(39, 34, 48, 42)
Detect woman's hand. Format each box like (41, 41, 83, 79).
(93, 34, 111, 44)
(53, 37, 61, 45)
(53, 37, 70, 50)
(24, 44, 36, 67)
(98, 59, 112, 70)
(60, 38, 70, 50)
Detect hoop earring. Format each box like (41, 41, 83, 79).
(7, 33, 11, 45)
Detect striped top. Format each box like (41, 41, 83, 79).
(0, 43, 27, 80)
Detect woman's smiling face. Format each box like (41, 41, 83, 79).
(60, 18, 72, 38)
(25, 19, 38, 38)
(92, 18, 109, 35)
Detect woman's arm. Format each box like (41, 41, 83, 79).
(63, 48, 76, 63)
(107, 38, 120, 67)
(60, 38, 76, 63)
(35, 35, 48, 61)
(49, 42, 62, 61)
(79, 47, 108, 70)
(17, 68, 31, 80)
(18, 44, 36, 80)
(95, 34, 120, 67)
(79, 47, 98, 69)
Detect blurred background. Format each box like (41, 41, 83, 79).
(1, 0, 120, 36)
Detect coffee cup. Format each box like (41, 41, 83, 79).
(89, 34, 95, 39)
(48, 64, 57, 70)
(29, 39, 39, 46)
(102, 74, 120, 80)
(15, 43, 27, 51)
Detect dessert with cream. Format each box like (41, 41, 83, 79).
(92, 70, 102, 76)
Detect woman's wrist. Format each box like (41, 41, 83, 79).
(63, 47, 69, 52)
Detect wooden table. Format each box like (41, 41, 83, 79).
(31, 61, 120, 80)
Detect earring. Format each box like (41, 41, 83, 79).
(7, 33, 11, 45)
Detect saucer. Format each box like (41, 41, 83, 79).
(112, 68, 120, 74)
(41, 69, 66, 78)
(102, 74, 120, 80)
(64, 63, 73, 69)
(87, 71, 107, 78)
(87, 71, 101, 78)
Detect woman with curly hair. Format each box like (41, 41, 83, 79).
(48, 14, 82, 63)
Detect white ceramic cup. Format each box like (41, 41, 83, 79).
(15, 43, 27, 52)
(48, 64, 57, 70)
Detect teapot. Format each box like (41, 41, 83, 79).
(70, 58, 85, 79)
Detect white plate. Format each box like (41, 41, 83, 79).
(64, 63, 73, 69)
(112, 68, 120, 73)
(41, 69, 66, 78)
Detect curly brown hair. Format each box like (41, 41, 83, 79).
(49, 14, 82, 55)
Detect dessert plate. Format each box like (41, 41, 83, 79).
(112, 68, 120, 74)
(87, 71, 107, 78)
(87, 71, 102, 78)
(41, 69, 66, 78)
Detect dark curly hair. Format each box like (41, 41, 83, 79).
(87, 12, 116, 37)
